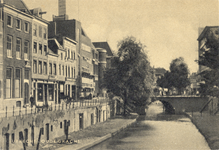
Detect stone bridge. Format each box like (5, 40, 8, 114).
(155, 96, 209, 114)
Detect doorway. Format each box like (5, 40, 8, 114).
(24, 83, 29, 104)
(79, 113, 83, 130)
(46, 123, 49, 141)
(4, 133, 9, 150)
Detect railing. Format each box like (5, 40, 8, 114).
(0, 98, 110, 120)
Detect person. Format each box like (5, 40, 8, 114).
(30, 96, 34, 107)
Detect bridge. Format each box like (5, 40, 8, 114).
(154, 96, 209, 114)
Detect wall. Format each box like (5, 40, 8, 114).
(157, 96, 209, 114)
(0, 100, 114, 149)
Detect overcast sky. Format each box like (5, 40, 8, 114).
(23, 0, 219, 73)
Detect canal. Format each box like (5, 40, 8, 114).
(88, 101, 210, 150)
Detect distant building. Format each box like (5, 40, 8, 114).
(189, 72, 200, 95)
(154, 67, 166, 80)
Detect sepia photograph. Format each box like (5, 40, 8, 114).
(0, 0, 218, 149)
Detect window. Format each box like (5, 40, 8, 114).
(44, 62, 47, 74)
(68, 49, 70, 58)
(7, 15, 12, 27)
(61, 53, 63, 60)
(39, 44, 42, 54)
(11, 133, 14, 143)
(62, 65, 64, 76)
(41, 128, 44, 135)
(33, 24, 37, 36)
(6, 68, 12, 98)
(60, 122, 62, 128)
(16, 38, 21, 59)
(7, 35, 12, 57)
(66, 66, 67, 77)
(59, 64, 61, 75)
(71, 51, 73, 59)
(24, 22, 29, 33)
(74, 68, 75, 78)
(39, 26, 42, 37)
(16, 19, 21, 30)
(19, 132, 23, 140)
(68, 67, 70, 77)
(33, 42, 37, 53)
(25, 70, 29, 79)
(38, 61, 42, 74)
(71, 67, 73, 78)
(0, 81, 1, 98)
(53, 64, 56, 75)
(15, 68, 21, 98)
(43, 28, 47, 39)
(24, 41, 29, 60)
(33, 60, 37, 73)
(49, 63, 52, 75)
(74, 52, 75, 60)
(44, 45, 47, 55)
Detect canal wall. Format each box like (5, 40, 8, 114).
(0, 100, 114, 150)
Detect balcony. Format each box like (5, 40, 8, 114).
(65, 77, 75, 82)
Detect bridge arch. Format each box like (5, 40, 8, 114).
(153, 96, 209, 114)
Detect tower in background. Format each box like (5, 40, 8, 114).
(54, 0, 68, 21)
(58, 0, 66, 16)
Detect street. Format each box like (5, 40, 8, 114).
(88, 101, 210, 150)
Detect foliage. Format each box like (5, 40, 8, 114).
(169, 57, 190, 94)
(102, 36, 154, 115)
(156, 57, 190, 94)
(198, 28, 219, 97)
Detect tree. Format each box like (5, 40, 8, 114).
(169, 57, 190, 94)
(102, 36, 154, 115)
(156, 71, 172, 94)
(198, 28, 219, 97)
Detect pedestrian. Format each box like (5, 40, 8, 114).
(30, 95, 34, 107)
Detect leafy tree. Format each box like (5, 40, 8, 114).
(198, 28, 219, 97)
(156, 71, 172, 94)
(102, 37, 154, 115)
(169, 57, 190, 94)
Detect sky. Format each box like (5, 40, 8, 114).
(23, 0, 219, 73)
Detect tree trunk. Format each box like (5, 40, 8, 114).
(123, 88, 128, 116)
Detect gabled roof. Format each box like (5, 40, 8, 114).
(197, 26, 219, 41)
(48, 38, 64, 54)
(4, 0, 31, 14)
(154, 68, 166, 75)
(93, 42, 114, 56)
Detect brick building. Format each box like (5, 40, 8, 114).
(0, 0, 33, 110)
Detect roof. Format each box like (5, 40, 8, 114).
(197, 26, 219, 41)
(155, 68, 166, 75)
(4, 0, 31, 14)
(93, 42, 114, 56)
(48, 38, 64, 54)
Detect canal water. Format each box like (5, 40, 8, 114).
(88, 101, 210, 150)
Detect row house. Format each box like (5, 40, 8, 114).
(0, 0, 32, 110)
(31, 8, 52, 107)
(48, 36, 77, 102)
(48, 17, 97, 100)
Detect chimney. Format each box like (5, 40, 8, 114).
(58, 0, 66, 16)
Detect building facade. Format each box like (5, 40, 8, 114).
(0, 0, 33, 110)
